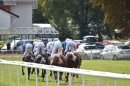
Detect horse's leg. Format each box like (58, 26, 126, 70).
(38, 69, 39, 76)
(28, 67, 31, 80)
(65, 73, 69, 82)
(31, 68, 35, 74)
(50, 71, 52, 77)
(53, 71, 57, 80)
(22, 66, 25, 75)
(35, 68, 39, 76)
(59, 72, 63, 80)
(41, 69, 46, 82)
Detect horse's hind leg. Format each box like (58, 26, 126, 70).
(41, 69, 46, 82)
(28, 67, 31, 80)
(59, 72, 63, 80)
(31, 68, 35, 74)
(65, 73, 69, 82)
(22, 66, 25, 75)
(50, 71, 53, 77)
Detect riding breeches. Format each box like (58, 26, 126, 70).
(51, 41, 62, 57)
(65, 41, 76, 53)
(46, 42, 54, 55)
(36, 42, 45, 55)
(23, 43, 33, 57)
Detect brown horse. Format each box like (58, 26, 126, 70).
(22, 53, 35, 79)
(64, 51, 82, 82)
(50, 53, 66, 82)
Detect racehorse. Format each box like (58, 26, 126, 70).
(34, 53, 48, 82)
(49, 53, 66, 82)
(22, 53, 35, 80)
(64, 51, 82, 82)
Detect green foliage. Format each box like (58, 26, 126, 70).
(32, 2, 49, 23)
(36, 0, 109, 40)
(90, 0, 130, 38)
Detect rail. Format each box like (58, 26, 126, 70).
(0, 59, 130, 86)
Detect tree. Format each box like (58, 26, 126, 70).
(38, 0, 110, 40)
(90, 0, 130, 38)
(32, 2, 49, 23)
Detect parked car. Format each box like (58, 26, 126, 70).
(100, 44, 130, 60)
(73, 40, 84, 45)
(76, 43, 101, 59)
(1, 39, 34, 52)
(88, 42, 105, 49)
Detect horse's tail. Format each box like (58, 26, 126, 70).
(41, 54, 48, 65)
(50, 56, 58, 65)
(59, 54, 66, 67)
(74, 52, 82, 68)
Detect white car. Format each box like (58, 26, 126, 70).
(100, 44, 130, 60)
(76, 43, 101, 59)
(1, 39, 34, 52)
(1, 40, 21, 52)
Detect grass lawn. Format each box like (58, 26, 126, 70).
(0, 57, 130, 86)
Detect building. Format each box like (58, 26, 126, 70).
(0, 0, 38, 28)
(0, 0, 59, 41)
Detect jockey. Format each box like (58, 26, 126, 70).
(63, 38, 70, 50)
(33, 39, 38, 53)
(35, 40, 46, 56)
(64, 39, 77, 55)
(34, 40, 49, 65)
(22, 40, 33, 61)
(46, 41, 54, 56)
(51, 38, 62, 57)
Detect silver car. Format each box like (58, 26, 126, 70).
(76, 43, 101, 59)
(100, 44, 130, 60)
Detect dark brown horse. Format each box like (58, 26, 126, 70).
(64, 51, 82, 82)
(22, 53, 35, 79)
(34, 54, 49, 82)
(50, 53, 66, 82)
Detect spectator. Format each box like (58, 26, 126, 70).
(7, 41, 11, 54)
(13, 40, 17, 50)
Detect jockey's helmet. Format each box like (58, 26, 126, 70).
(53, 38, 59, 41)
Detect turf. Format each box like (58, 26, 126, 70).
(0, 57, 130, 86)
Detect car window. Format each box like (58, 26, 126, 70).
(112, 46, 116, 51)
(119, 45, 130, 49)
(84, 46, 97, 50)
(17, 41, 22, 46)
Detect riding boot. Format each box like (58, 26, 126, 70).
(64, 52, 67, 56)
(22, 57, 25, 61)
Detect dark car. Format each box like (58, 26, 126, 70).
(88, 42, 105, 49)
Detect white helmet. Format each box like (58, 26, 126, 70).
(53, 38, 59, 41)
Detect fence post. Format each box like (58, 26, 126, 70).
(2, 64, 4, 85)
(17, 66, 20, 86)
(91, 49, 92, 60)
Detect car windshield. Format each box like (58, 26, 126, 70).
(84, 46, 97, 50)
(118, 45, 130, 49)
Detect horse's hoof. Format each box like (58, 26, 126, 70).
(22, 73, 25, 75)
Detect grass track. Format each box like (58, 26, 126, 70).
(0, 57, 130, 86)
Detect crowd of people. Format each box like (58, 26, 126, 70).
(22, 38, 79, 60)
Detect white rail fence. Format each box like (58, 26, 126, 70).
(0, 59, 130, 86)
